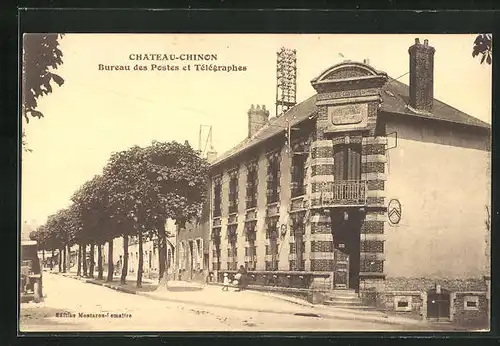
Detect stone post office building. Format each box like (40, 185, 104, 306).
(203, 38, 490, 325)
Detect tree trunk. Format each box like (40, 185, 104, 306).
(121, 235, 129, 285)
(107, 238, 114, 282)
(58, 249, 62, 272)
(51, 249, 55, 270)
(62, 246, 67, 273)
(137, 231, 143, 288)
(42, 249, 45, 261)
(66, 244, 70, 271)
(89, 244, 95, 278)
(97, 244, 103, 280)
(77, 245, 82, 276)
(82, 244, 88, 276)
(157, 221, 167, 281)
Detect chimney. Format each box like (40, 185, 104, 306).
(408, 37, 435, 113)
(248, 104, 270, 138)
(206, 146, 218, 164)
(363, 58, 370, 65)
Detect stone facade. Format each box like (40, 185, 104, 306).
(205, 42, 489, 327)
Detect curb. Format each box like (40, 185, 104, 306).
(53, 271, 139, 295)
(208, 282, 317, 309)
(134, 290, 427, 327)
(50, 272, 460, 329)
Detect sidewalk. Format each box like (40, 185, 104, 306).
(52, 270, 157, 294)
(50, 271, 465, 330)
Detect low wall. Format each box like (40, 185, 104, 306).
(214, 270, 332, 291)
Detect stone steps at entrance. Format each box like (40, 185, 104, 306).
(324, 289, 377, 310)
(326, 289, 359, 299)
(324, 300, 376, 310)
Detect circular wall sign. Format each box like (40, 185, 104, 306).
(388, 199, 402, 225)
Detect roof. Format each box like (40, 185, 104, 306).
(380, 79, 491, 129)
(210, 95, 317, 167)
(211, 70, 490, 169)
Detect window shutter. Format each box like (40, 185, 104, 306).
(334, 146, 344, 181)
(347, 145, 362, 180)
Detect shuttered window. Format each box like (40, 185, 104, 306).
(291, 154, 306, 197)
(334, 144, 362, 181)
(267, 157, 279, 204)
(213, 180, 222, 217)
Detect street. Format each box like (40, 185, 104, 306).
(19, 272, 444, 332)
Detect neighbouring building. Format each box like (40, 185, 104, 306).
(176, 220, 209, 282)
(101, 220, 176, 280)
(204, 38, 491, 326)
(176, 149, 216, 283)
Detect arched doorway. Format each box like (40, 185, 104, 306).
(427, 287, 451, 321)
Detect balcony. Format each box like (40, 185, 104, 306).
(312, 180, 367, 208)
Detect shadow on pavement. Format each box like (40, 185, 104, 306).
(88, 278, 159, 293)
(159, 286, 204, 292)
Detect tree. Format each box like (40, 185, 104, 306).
(22, 34, 65, 123)
(101, 141, 208, 287)
(44, 209, 72, 273)
(72, 174, 114, 281)
(103, 146, 159, 288)
(64, 204, 84, 275)
(33, 225, 50, 261)
(142, 140, 209, 283)
(472, 34, 492, 65)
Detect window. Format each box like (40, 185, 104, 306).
(228, 172, 238, 214)
(227, 225, 238, 270)
(266, 218, 279, 239)
(246, 163, 258, 209)
(333, 143, 362, 181)
(245, 221, 257, 270)
(213, 177, 222, 217)
(290, 236, 306, 271)
(266, 218, 279, 271)
(267, 155, 280, 204)
(394, 296, 412, 312)
(464, 295, 480, 311)
(291, 154, 306, 198)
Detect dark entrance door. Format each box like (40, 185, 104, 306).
(330, 208, 362, 291)
(427, 288, 451, 321)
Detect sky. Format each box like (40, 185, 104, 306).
(21, 34, 492, 226)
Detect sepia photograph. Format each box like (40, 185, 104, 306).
(20, 33, 492, 333)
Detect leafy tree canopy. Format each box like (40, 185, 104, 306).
(71, 174, 113, 244)
(472, 34, 492, 65)
(23, 34, 65, 123)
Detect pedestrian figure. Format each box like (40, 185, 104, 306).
(238, 265, 248, 291)
(222, 273, 229, 291)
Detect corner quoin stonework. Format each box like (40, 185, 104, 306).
(309, 61, 389, 301)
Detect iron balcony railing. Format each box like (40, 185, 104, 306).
(318, 180, 367, 206)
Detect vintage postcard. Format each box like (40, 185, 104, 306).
(20, 33, 491, 332)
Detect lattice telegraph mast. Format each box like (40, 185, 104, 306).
(275, 47, 297, 118)
(198, 124, 213, 157)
